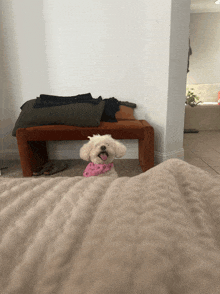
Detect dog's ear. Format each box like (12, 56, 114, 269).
(114, 141, 127, 158)
(80, 141, 92, 161)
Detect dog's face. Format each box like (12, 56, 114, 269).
(89, 137, 116, 164)
(80, 134, 126, 164)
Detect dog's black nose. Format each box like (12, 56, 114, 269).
(100, 145, 106, 151)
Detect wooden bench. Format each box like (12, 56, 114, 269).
(16, 119, 154, 177)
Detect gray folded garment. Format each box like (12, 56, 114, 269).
(12, 98, 105, 137)
(12, 97, 136, 137)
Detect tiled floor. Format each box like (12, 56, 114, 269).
(184, 130, 220, 175)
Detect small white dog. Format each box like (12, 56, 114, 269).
(80, 134, 127, 177)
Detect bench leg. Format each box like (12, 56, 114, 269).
(17, 138, 48, 177)
(29, 141, 48, 173)
(138, 130, 154, 172)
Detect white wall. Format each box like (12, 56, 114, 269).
(0, 0, 50, 157)
(188, 13, 220, 85)
(165, 0, 191, 160)
(187, 13, 220, 102)
(0, 0, 191, 164)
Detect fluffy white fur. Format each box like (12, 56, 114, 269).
(80, 134, 127, 177)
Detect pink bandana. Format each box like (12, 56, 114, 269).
(83, 162, 114, 177)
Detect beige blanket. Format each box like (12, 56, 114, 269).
(1, 158, 220, 294)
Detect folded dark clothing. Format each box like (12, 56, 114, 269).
(27, 93, 135, 123)
(33, 93, 121, 122)
(101, 97, 120, 122)
(119, 101, 136, 109)
(101, 97, 137, 122)
(33, 93, 101, 108)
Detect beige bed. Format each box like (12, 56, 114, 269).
(1, 158, 220, 294)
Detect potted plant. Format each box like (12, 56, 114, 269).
(185, 88, 202, 107)
(184, 88, 202, 133)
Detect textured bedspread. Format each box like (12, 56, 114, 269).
(1, 158, 220, 294)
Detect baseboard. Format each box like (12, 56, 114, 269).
(0, 149, 20, 161)
(48, 140, 139, 160)
(48, 147, 139, 160)
(154, 148, 184, 165)
(1, 147, 185, 166)
(0, 145, 139, 161)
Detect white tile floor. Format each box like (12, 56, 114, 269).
(184, 130, 220, 175)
